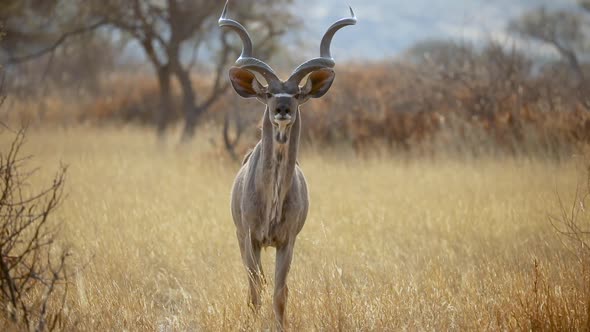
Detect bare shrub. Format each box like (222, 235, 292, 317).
(549, 164, 590, 264)
(513, 161, 590, 330)
(0, 127, 69, 331)
(514, 259, 588, 331)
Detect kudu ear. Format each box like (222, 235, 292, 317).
(229, 67, 265, 98)
(301, 69, 335, 99)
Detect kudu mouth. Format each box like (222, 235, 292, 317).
(273, 118, 291, 144)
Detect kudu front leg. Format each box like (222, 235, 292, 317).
(274, 243, 294, 329)
(240, 237, 264, 311)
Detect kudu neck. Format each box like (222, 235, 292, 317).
(260, 106, 300, 181)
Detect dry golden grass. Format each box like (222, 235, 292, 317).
(3, 126, 588, 331)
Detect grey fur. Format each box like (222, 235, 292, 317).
(230, 106, 308, 327)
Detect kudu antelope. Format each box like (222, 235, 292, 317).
(220, 2, 356, 328)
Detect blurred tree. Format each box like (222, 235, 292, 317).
(0, 0, 112, 97)
(4, 33, 118, 98)
(91, 0, 296, 140)
(0, 0, 105, 64)
(508, 7, 588, 84)
(1, 0, 295, 140)
(402, 38, 533, 147)
(0, 0, 62, 58)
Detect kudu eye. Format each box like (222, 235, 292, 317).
(265, 92, 273, 99)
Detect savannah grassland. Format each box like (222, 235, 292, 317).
(3, 125, 588, 331)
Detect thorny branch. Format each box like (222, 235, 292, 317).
(0, 128, 70, 331)
(549, 167, 590, 262)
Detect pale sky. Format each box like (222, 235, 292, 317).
(294, 0, 581, 60)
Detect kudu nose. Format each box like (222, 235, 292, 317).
(274, 105, 291, 122)
(276, 105, 291, 116)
